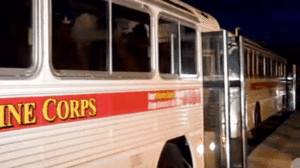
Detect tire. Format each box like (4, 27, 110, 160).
(254, 102, 261, 127)
(157, 143, 185, 168)
(249, 103, 261, 139)
(282, 95, 286, 109)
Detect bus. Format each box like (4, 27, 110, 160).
(202, 29, 288, 167)
(0, 0, 221, 167)
(0, 0, 289, 167)
(242, 37, 287, 134)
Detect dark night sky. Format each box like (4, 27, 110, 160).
(183, 0, 300, 64)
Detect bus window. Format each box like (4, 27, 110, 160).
(202, 32, 224, 78)
(180, 25, 196, 74)
(277, 62, 280, 77)
(271, 60, 276, 77)
(244, 50, 248, 78)
(52, 0, 109, 70)
(278, 62, 280, 77)
(280, 62, 282, 77)
(265, 57, 271, 77)
(274, 61, 278, 77)
(202, 50, 213, 76)
(284, 64, 286, 77)
(158, 16, 197, 77)
(258, 55, 264, 77)
(0, 0, 32, 68)
(253, 52, 257, 77)
(52, 0, 150, 73)
(112, 4, 150, 72)
(281, 63, 284, 77)
(278, 62, 282, 77)
(249, 50, 253, 77)
(158, 18, 179, 75)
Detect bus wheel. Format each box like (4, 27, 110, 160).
(282, 95, 286, 109)
(157, 143, 185, 168)
(254, 102, 261, 126)
(249, 103, 261, 139)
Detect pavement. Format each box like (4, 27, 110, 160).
(247, 111, 300, 168)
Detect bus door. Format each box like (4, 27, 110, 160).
(202, 31, 246, 168)
(202, 30, 228, 168)
(228, 35, 246, 168)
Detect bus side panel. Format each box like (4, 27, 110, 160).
(0, 98, 203, 167)
(246, 78, 285, 131)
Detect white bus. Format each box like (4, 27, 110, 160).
(202, 29, 288, 167)
(242, 37, 287, 134)
(0, 0, 289, 167)
(0, 0, 222, 167)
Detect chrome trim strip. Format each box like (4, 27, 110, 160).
(109, 0, 113, 74)
(178, 23, 182, 76)
(223, 30, 231, 168)
(293, 64, 296, 110)
(171, 34, 174, 74)
(141, 0, 199, 23)
(240, 35, 247, 168)
(0, 0, 38, 78)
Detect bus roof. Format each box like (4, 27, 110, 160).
(243, 37, 287, 63)
(141, 0, 221, 31)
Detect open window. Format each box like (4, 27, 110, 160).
(258, 55, 264, 77)
(244, 49, 248, 78)
(0, 0, 34, 76)
(52, 0, 151, 78)
(249, 50, 253, 78)
(253, 52, 257, 78)
(271, 60, 277, 77)
(158, 15, 197, 79)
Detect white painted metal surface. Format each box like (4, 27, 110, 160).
(0, 0, 221, 167)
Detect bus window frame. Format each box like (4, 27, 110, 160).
(157, 12, 199, 80)
(50, 0, 155, 80)
(0, 0, 38, 78)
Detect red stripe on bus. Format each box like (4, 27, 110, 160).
(0, 89, 201, 133)
(250, 82, 278, 90)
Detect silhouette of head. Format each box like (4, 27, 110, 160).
(133, 24, 147, 37)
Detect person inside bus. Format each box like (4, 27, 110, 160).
(113, 23, 150, 72)
(71, 12, 106, 70)
(127, 23, 150, 72)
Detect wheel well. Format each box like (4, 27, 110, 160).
(160, 136, 193, 167)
